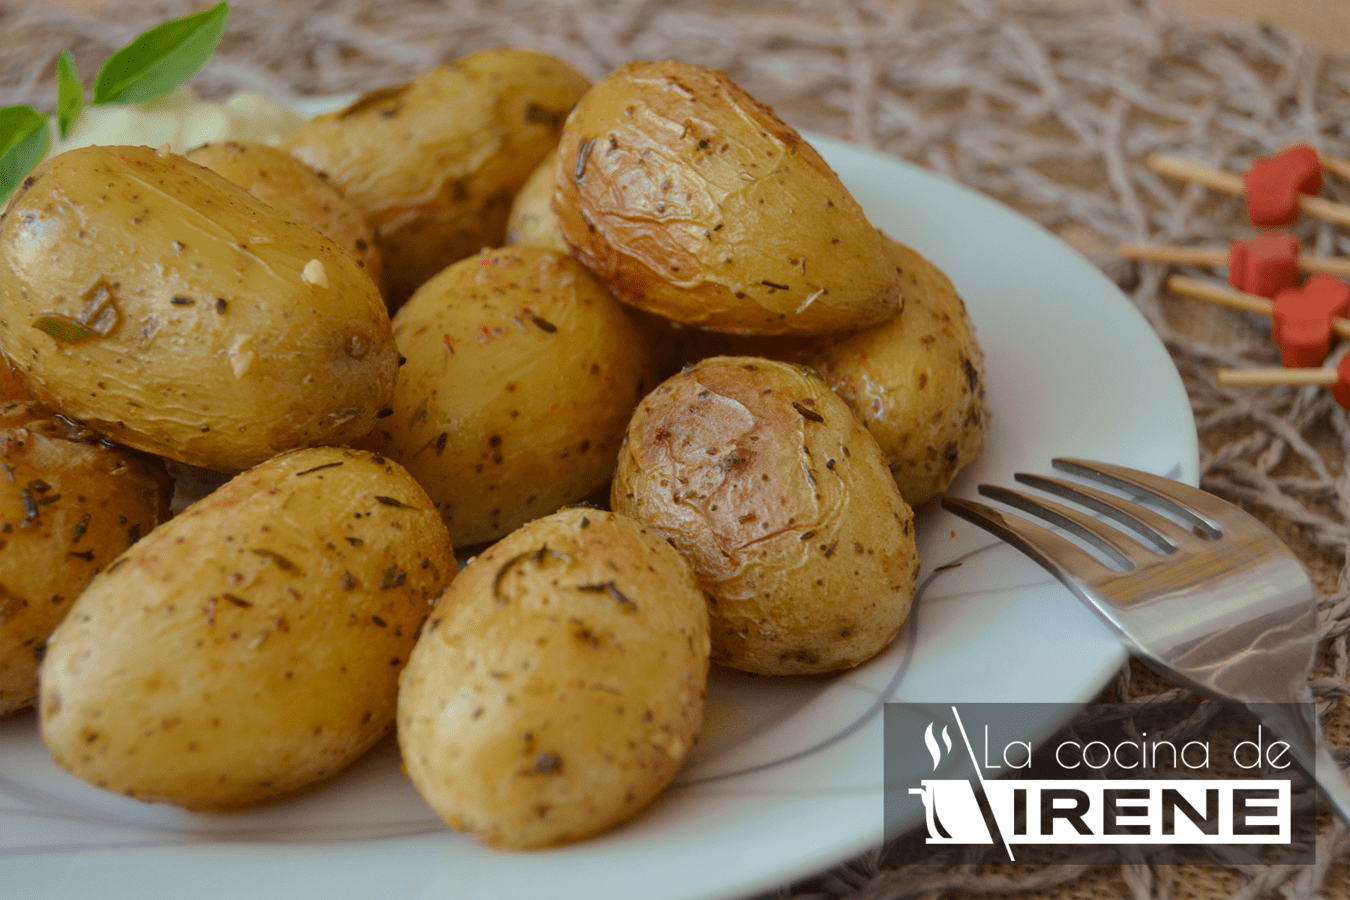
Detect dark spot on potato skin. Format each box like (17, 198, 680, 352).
(780, 648, 819, 665)
(961, 356, 980, 393)
(532, 751, 563, 774)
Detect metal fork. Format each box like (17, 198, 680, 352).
(942, 457, 1350, 827)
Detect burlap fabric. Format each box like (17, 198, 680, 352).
(3, 0, 1349, 896)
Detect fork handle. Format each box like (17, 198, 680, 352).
(1310, 742, 1350, 828)
(1249, 703, 1350, 828)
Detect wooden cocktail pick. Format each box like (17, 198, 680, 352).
(1147, 147, 1350, 229)
(1120, 235, 1350, 296)
(1168, 274, 1350, 367)
(1216, 357, 1350, 408)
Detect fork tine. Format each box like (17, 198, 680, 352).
(1013, 472, 1191, 554)
(976, 484, 1151, 569)
(1052, 458, 1223, 538)
(942, 496, 1123, 591)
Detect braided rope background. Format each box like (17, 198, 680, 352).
(4, 0, 1350, 896)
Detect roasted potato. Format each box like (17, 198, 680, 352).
(505, 148, 569, 252)
(185, 139, 382, 285)
(282, 47, 591, 304)
(0, 402, 172, 715)
(39, 446, 455, 809)
(0, 145, 397, 473)
(399, 507, 709, 849)
(361, 246, 653, 548)
(803, 238, 988, 506)
(612, 357, 918, 675)
(554, 60, 900, 335)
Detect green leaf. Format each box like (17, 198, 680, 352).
(0, 105, 50, 207)
(92, 2, 230, 106)
(56, 51, 85, 140)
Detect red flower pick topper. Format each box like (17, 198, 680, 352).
(1336, 355, 1350, 409)
(1271, 275, 1350, 368)
(1244, 144, 1323, 228)
(1228, 233, 1300, 298)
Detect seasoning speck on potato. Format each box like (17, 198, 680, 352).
(398, 507, 709, 849)
(612, 356, 919, 675)
(39, 446, 455, 809)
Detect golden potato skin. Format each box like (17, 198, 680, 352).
(612, 357, 918, 675)
(185, 139, 382, 286)
(362, 246, 653, 548)
(505, 148, 569, 252)
(554, 60, 899, 335)
(399, 507, 709, 849)
(282, 48, 591, 305)
(803, 239, 988, 506)
(39, 446, 455, 809)
(0, 403, 171, 715)
(0, 353, 35, 403)
(0, 145, 397, 473)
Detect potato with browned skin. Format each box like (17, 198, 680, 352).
(0, 402, 172, 715)
(612, 357, 918, 675)
(282, 47, 591, 305)
(39, 446, 455, 809)
(0, 144, 396, 473)
(554, 60, 900, 335)
(399, 507, 709, 849)
(185, 139, 382, 286)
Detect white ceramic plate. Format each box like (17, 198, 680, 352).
(0, 133, 1198, 900)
